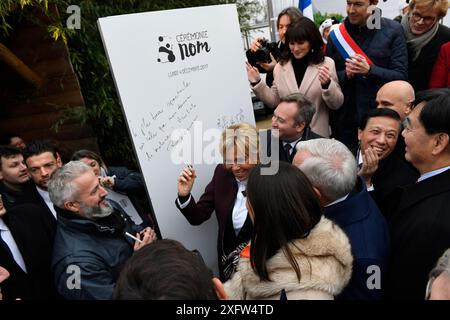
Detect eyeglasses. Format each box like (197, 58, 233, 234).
(411, 11, 437, 24)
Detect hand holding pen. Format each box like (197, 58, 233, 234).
(177, 164, 197, 197)
(125, 227, 157, 251)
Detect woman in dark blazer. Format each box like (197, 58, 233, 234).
(176, 123, 259, 281)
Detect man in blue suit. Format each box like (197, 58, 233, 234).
(294, 138, 389, 299)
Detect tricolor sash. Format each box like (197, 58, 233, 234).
(329, 23, 374, 65)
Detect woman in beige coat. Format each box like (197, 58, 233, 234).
(224, 162, 353, 300)
(247, 18, 343, 137)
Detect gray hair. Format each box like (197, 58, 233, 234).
(48, 161, 92, 208)
(295, 139, 357, 202)
(426, 248, 450, 298)
(280, 93, 316, 127)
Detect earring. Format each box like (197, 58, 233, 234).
(311, 48, 314, 53)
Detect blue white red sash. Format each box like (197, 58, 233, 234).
(328, 23, 374, 65)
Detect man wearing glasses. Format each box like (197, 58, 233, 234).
(401, 0, 450, 91)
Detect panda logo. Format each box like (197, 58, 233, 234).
(157, 36, 176, 63)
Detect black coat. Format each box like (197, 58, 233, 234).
(263, 128, 322, 163)
(370, 153, 419, 217)
(0, 181, 56, 237)
(52, 200, 143, 300)
(387, 169, 450, 299)
(408, 24, 450, 92)
(0, 204, 56, 300)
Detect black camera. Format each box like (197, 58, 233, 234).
(254, 39, 280, 63)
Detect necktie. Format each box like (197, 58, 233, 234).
(284, 143, 292, 161)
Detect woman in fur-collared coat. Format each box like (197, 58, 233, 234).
(224, 162, 353, 300)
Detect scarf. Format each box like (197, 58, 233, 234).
(401, 13, 439, 62)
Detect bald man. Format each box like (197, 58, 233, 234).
(376, 81, 417, 168)
(376, 80, 415, 120)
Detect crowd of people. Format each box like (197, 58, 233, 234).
(1, 0, 450, 301)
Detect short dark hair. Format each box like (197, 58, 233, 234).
(246, 162, 323, 282)
(280, 93, 316, 127)
(414, 88, 450, 107)
(280, 18, 325, 65)
(113, 239, 217, 300)
(0, 145, 22, 170)
(0, 133, 21, 146)
(359, 108, 402, 130)
(23, 140, 59, 162)
(418, 91, 450, 135)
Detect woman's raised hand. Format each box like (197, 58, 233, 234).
(177, 165, 197, 197)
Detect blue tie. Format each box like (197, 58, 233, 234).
(284, 143, 292, 160)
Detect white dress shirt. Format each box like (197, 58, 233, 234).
(232, 179, 248, 235)
(0, 218, 27, 273)
(36, 186, 57, 219)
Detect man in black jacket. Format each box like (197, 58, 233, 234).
(356, 108, 419, 215)
(0, 146, 32, 209)
(401, 0, 450, 91)
(387, 90, 450, 299)
(263, 93, 321, 164)
(49, 161, 157, 299)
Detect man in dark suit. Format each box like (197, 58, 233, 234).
(387, 90, 450, 299)
(0, 145, 57, 238)
(263, 93, 321, 164)
(0, 146, 33, 209)
(402, 0, 450, 92)
(0, 195, 56, 300)
(294, 138, 390, 300)
(23, 140, 63, 224)
(356, 108, 419, 215)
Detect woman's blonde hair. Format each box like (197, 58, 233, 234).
(410, 0, 449, 18)
(219, 123, 259, 164)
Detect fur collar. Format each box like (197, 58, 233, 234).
(225, 217, 353, 300)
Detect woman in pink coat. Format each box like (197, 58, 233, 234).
(247, 18, 343, 137)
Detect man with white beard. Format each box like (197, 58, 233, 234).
(48, 161, 157, 300)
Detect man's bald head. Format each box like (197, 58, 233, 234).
(376, 81, 415, 120)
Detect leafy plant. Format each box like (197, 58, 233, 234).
(313, 11, 345, 28)
(1, 0, 263, 167)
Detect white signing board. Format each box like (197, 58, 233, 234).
(98, 4, 255, 273)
